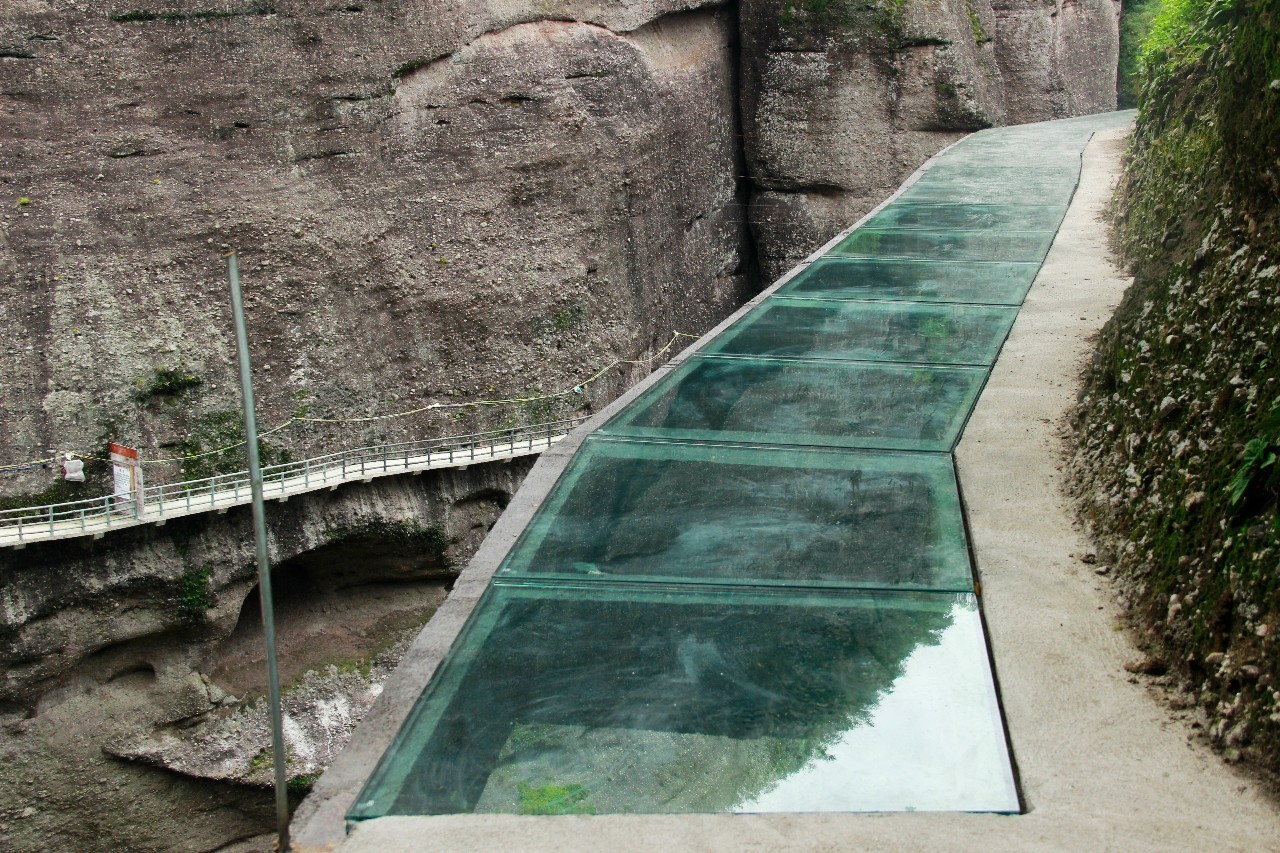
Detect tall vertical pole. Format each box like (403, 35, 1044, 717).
(227, 251, 291, 851)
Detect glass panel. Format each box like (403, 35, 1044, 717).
(864, 203, 1065, 232)
(777, 257, 1037, 305)
(349, 585, 1019, 817)
(704, 298, 1018, 366)
(600, 356, 986, 453)
(501, 437, 973, 592)
(897, 180, 1077, 205)
(921, 164, 1079, 183)
(830, 229, 1055, 263)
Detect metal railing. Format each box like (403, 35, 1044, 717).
(0, 417, 586, 546)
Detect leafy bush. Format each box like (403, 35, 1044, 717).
(134, 366, 203, 401)
(1118, 0, 1163, 107)
(178, 565, 213, 618)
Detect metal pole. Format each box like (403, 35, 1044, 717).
(227, 251, 291, 851)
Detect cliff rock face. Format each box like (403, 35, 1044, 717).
(993, 0, 1122, 124)
(0, 0, 1117, 492)
(739, 0, 1120, 279)
(0, 1, 751, 500)
(0, 458, 529, 849)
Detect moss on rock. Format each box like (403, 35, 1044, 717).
(1070, 0, 1280, 776)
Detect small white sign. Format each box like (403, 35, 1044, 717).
(108, 442, 143, 514)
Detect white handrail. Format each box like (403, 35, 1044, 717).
(0, 417, 586, 547)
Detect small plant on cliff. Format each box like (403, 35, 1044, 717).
(1229, 400, 1280, 511)
(178, 564, 213, 618)
(134, 366, 203, 401)
(175, 410, 288, 480)
(965, 1, 987, 43)
(287, 772, 320, 797)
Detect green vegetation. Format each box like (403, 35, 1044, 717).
(110, 4, 276, 23)
(0, 476, 92, 513)
(174, 410, 289, 481)
(287, 772, 320, 797)
(1074, 0, 1280, 772)
(247, 747, 272, 774)
(1138, 0, 1217, 72)
(550, 303, 586, 333)
(16, 197, 29, 207)
(516, 782, 594, 815)
(965, 0, 987, 43)
(1117, 0, 1162, 107)
(134, 366, 203, 402)
(177, 564, 213, 619)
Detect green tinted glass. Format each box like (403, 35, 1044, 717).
(600, 356, 986, 452)
(501, 438, 973, 592)
(830, 229, 1056, 263)
(778, 258, 1037, 304)
(864, 203, 1065, 232)
(348, 585, 1018, 817)
(705, 298, 1018, 366)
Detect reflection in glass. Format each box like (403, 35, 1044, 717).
(778, 257, 1036, 305)
(349, 586, 1018, 817)
(897, 180, 1077, 205)
(706, 298, 1018, 366)
(502, 438, 973, 591)
(831, 229, 1056, 263)
(864, 203, 1065, 232)
(601, 356, 986, 452)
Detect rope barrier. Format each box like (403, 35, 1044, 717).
(0, 331, 699, 472)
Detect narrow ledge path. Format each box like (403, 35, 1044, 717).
(295, 116, 1280, 851)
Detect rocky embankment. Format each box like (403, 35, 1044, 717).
(0, 459, 530, 849)
(1068, 0, 1279, 779)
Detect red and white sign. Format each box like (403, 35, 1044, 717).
(109, 442, 143, 513)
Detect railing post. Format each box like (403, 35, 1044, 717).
(304, 458, 310, 489)
(48, 505, 54, 537)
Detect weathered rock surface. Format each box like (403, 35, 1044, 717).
(0, 457, 527, 848)
(1, 460, 528, 708)
(740, 0, 1119, 279)
(0, 2, 751, 500)
(992, 0, 1122, 124)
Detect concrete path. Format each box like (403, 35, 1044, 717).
(319, 126, 1280, 851)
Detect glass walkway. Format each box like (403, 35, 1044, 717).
(348, 113, 1132, 820)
